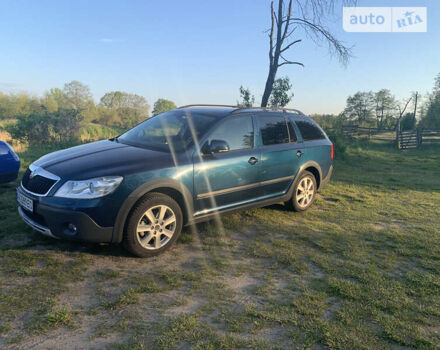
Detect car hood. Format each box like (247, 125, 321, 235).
(33, 140, 177, 180)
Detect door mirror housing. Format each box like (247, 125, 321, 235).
(203, 139, 230, 154)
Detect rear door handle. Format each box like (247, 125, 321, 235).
(296, 150, 304, 158)
(248, 157, 258, 165)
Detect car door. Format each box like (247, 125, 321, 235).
(257, 113, 304, 197)
(193, 114, 261, 215)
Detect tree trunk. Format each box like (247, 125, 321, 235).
(261, 66, 277, 107)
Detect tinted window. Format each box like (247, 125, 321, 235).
(295, 119, 326, 141)
(259, 115, 289, 146)
(118, 110, 216, 151)
(207, 116, 254, 151)
(287, 121, 297, 143)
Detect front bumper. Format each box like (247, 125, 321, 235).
(17, 188, 114, 243)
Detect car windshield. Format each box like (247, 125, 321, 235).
(117, 110, 217, 152)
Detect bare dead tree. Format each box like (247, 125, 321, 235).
(261, 0, 354, 107)
(397, 97, 412, 121)
(395, 97, 413, 132)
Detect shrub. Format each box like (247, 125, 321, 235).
(5, 109, 83, 145)
(325, 130, 348, 159)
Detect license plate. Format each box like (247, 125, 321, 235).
(17, 190, 34, 212)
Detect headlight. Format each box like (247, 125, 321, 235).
(54, 176, 123, 199)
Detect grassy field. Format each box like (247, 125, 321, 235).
(1, 140, 440, 349)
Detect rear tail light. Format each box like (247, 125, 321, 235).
(331, 143, 334, 160)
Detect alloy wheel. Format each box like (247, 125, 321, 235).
(136, 205, 176, 250)
(296, 176, 315, 209)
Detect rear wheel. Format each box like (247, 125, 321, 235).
(285, 171, 317, 212)
(123, 193, 183, 257)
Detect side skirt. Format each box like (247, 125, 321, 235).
(187, 191, 293, 225)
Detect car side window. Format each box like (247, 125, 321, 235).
(258, 115, 290, 146)
(295, 119, 326, 141)
(207, 116, 254, 151)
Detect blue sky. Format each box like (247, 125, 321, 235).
(0, 0, 438, 114)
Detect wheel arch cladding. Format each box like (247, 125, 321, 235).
(304, 166, 321, 189)
(111, 178, 193, 243)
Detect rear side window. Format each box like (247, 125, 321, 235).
(258, 115, 290, 146)
(295, 119, 326, 141)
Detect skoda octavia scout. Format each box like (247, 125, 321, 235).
(17, 105, 333, 257)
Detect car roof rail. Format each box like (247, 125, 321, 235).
(178, 104, 240, 109)
(178, 104, 305, 115)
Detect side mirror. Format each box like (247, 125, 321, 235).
(203, 139, 230, 154)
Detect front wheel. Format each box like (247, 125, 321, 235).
(123, 193, 183, 257)
(285, 171, 317, 212)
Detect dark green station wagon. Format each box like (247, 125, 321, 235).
(17, 105, 333, 257)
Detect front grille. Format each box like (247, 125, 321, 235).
(22, 168, 57, 195)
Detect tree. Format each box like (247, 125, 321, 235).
(63, 81, 94, 110)
(421, 73, 440, 128)
(237, 86, 255, 108)
(400, 113, 416, 131)
(374, 89, 395, 129)
(152, 98, 177, 116)
(269, 76, 293, 108)
(100, 91, 125, 109)
(344, 92, 375, 124)
(261, 0, 352, 107)
(99, 91, 149, 128)
(0, 92, 43, 119)
(396, 97, 412, 127)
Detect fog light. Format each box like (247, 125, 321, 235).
(68, 223, 77, 234)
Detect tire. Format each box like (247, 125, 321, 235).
(285, 171, 317, 212)
(123, 192, 183, 257)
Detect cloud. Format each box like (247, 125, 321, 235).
(100, 38, 115, 43)
(0, 82, 20, 88)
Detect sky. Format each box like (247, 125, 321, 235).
(0, 0, 438, 114)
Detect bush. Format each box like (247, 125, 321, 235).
(5, 109, 83, 145)
(325, 130, 348, 159)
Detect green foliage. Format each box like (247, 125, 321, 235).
(0, 92, 43, 119)
(421, 73, 440, 129)
(344, 91, 375, 125)
(325, 130, 348, 159)
(152, 98, 177, 116)
(99, 91, 150, 128)
(5, 109, 84, 144)
(237, 86, 255, 108)
(310, 114, 349, 158)
(400, 113, 416, 131)
(423, 99, 440, 128)
(311, 113, 346, 130)
(81, 123, 124, 140)
(62, 80, 94, 110)
(269, 76, 293, 108)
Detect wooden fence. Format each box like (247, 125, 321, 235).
(340, 125, 395, 142)
(335, 125, 440, 150)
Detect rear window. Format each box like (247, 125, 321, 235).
(295, 119, 326, 141)
(258, 115, 290, 146)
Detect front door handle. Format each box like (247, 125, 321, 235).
(248, 157, 258, 165)
(296, 150, 304, 158)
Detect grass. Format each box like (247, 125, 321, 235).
(0, 138, 440, 349)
